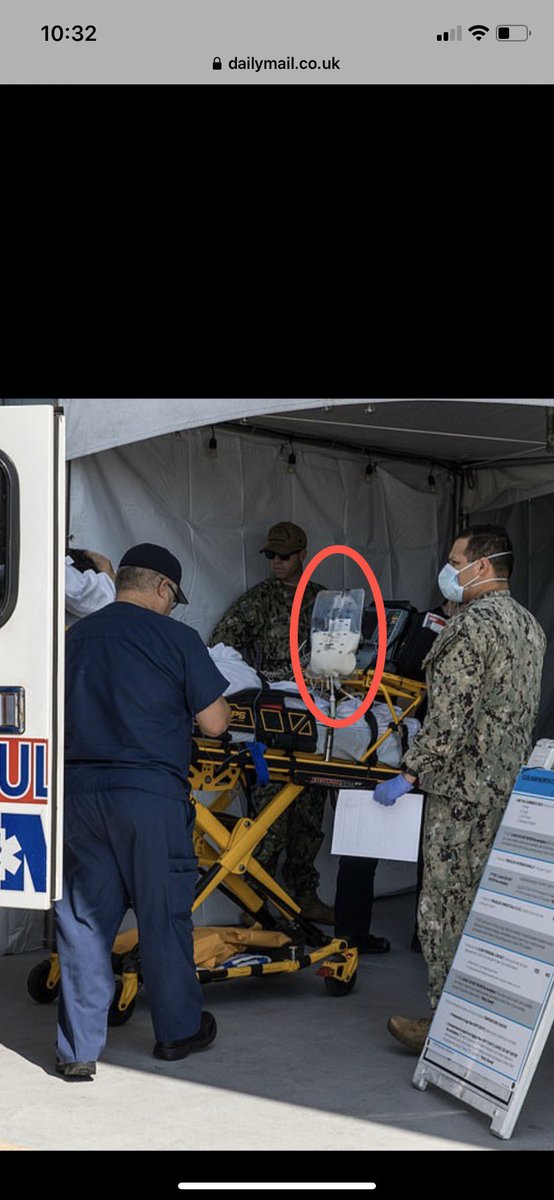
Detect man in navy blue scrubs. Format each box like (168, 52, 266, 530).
(55, 543, 231, 1079)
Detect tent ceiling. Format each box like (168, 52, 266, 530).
(2, 398, 552, 466)
(227, 401, 552, 468)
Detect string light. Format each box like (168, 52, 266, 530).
(208, 426, 218, 459)
(364, 455, 374, 483)
(546, 407, 554, 454)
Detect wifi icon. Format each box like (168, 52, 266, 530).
(468, 24, 490, 40)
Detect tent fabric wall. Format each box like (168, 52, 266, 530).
(0, 910, 44, 955)
(463, 462, 554, 514)
(67, 425, 453, 919)
(69, 426, 453, 640)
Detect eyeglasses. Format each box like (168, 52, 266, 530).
(165, 580, 180, 609)
(264, 550, 293, 561)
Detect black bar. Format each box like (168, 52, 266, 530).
(44, 906, 56, 950)
(194, 862, 222, 899)
(197, 967, 228, 983)
(0, 450, 20, 627)
(215, 879, 282, 931)
(237, 868, 329, 947)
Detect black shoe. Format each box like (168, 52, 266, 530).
(357, 935, 391, 955)
(56, 1060, 96, 1079)
(153, 1011, 217, 1061)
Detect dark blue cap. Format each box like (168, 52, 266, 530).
(119, 543, 188, 604)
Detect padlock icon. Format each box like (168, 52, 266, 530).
(212, 56, 222, 70)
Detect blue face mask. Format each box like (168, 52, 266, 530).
(438, 552, 511, 603)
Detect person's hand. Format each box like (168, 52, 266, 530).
(86, 551, 116, 580)
(373, 774, 415, 807)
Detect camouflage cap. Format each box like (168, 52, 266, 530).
(260, 521, 307, 554)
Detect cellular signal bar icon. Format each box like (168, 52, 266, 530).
(437, 25, 462, 40)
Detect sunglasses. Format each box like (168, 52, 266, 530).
(165, 580, 180, 609)
(264, 550, 295, 561)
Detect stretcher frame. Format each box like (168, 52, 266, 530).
(29, 671, 426, 1017)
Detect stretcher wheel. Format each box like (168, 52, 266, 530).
(323, 970, 357, 996)
(27, 959, 60, 1003)
(108, 977, 136, 1026)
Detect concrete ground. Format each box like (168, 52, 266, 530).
(0, 893, 553, 1153)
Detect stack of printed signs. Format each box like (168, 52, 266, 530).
(413, 739, 554, 1139)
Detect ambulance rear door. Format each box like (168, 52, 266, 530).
(0, 404, 65, 909)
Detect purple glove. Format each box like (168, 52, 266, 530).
(373, 775, 414, 807)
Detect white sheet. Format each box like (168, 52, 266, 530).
(207, 643, 261, 695)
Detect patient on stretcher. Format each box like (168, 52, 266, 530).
(207, 642, 420, 767)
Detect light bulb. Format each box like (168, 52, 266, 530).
(208, 427, 218, 459)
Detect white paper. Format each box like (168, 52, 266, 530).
(331, 789, 424, 862)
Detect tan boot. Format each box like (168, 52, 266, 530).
(295, 893, 335, 924)
(387, 1015, 432, 1054)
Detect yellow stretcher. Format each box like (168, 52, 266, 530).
(27, 670, 426, 1021)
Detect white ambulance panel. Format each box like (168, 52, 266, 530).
(0, 405, 65, 909)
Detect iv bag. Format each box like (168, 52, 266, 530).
(309, 589, 365, 678)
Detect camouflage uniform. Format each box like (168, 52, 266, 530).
(210, 577, 326, 895)
(210, 577, 323, 683)
(401, 589, 546, 1009)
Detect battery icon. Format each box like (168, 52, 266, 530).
(496, 25, 530, 40)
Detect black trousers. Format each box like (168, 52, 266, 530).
(334, 854, 379, 942)
(332, 793, 426, 943)
(330, 789, 379, 941)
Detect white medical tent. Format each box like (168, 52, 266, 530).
(60, 398, 554, 732)
(2, 397, 554, 952)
